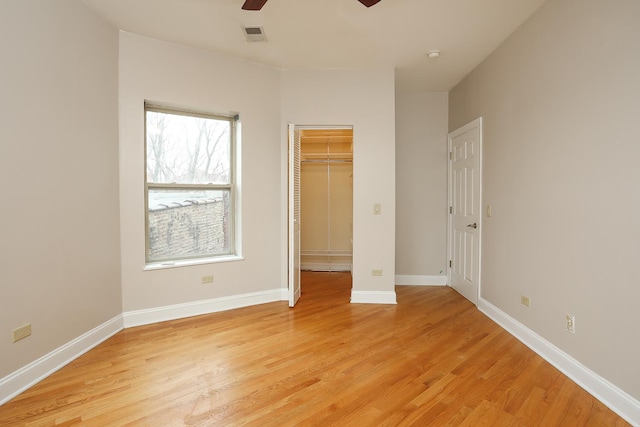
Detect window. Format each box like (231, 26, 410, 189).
(145, 103, 238, 264)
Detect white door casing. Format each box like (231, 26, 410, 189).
(288, 124, 301, 307)
(448, 118, 482, 305)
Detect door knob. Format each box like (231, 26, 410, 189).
(466, 222, 477, 229)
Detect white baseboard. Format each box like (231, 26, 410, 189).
(123, 289, 285, 328)
(395, 275, 447, 286)
(478, 297, 640, 426)
(0, 315, 124, 406)
(301, 263, 351, 272)
(351, 290, 397, 304)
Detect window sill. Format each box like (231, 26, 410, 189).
(144, 255, 244, 271)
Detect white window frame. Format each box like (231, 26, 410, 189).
(144, 102, 240, 266)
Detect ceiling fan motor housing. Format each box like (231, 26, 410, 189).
(242, 0, 381, 10)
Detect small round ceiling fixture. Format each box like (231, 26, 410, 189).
(427, 50, 441, 59)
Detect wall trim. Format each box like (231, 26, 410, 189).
(301, 263, 351, 272)
(0, 315, 124, 406)
(123, 289, 286, 328)
(478, 297, 640, 426)
(351, 290, 397, 304)
(395, 275, 447, 286)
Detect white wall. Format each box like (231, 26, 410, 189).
(449, 0, 640, 402)
(119, 33, 282, 312)
(281, 69, 396, 301)
(395, 92, 448, 279)
(0, 1, 121, 377)
(300, 160, 353, 272)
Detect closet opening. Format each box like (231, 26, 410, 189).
(299, 127, 353, 273)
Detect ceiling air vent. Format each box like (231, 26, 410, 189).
(242, 26, 268, 42)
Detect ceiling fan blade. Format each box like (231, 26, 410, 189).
(242, 0, 268, 10)
(357, 0, 381, 7)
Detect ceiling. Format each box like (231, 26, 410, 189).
(81, 0, 547, 92)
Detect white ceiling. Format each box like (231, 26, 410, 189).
(82, 0, 547, 92)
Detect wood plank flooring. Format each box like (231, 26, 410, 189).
(0, 272, 629, 426)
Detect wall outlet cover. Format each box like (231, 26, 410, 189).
(13, 324, 32, 342)
(566, 314, 576, 334)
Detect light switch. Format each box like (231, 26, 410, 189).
(373, 203, 381, 215)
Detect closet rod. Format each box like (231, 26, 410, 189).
(302, 159, 352, 164)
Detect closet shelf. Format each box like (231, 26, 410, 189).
(301, 152, 353, 160)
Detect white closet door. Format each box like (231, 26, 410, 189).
(288, 124, 301, 307)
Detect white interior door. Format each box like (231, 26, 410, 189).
(448, 118, 482, 305)
(288, 124, 301, 307)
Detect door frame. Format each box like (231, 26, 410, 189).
(447, 117, 483, 305)
(287, 124, 355, 305)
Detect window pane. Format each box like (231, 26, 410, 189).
(146, 111, 231, 184)
(147, 188, 231, 261)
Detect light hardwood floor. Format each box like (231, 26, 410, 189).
(0, 272, 629, 426)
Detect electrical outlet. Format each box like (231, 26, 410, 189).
(520, 295, 530, 308)
(13, 324, 32, 342)
(566, 314, 576, 334)
(201, 275, 214, 284)
(371, 269, 383, 276)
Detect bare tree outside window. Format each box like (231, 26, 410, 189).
(145, 105, 236, 263)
